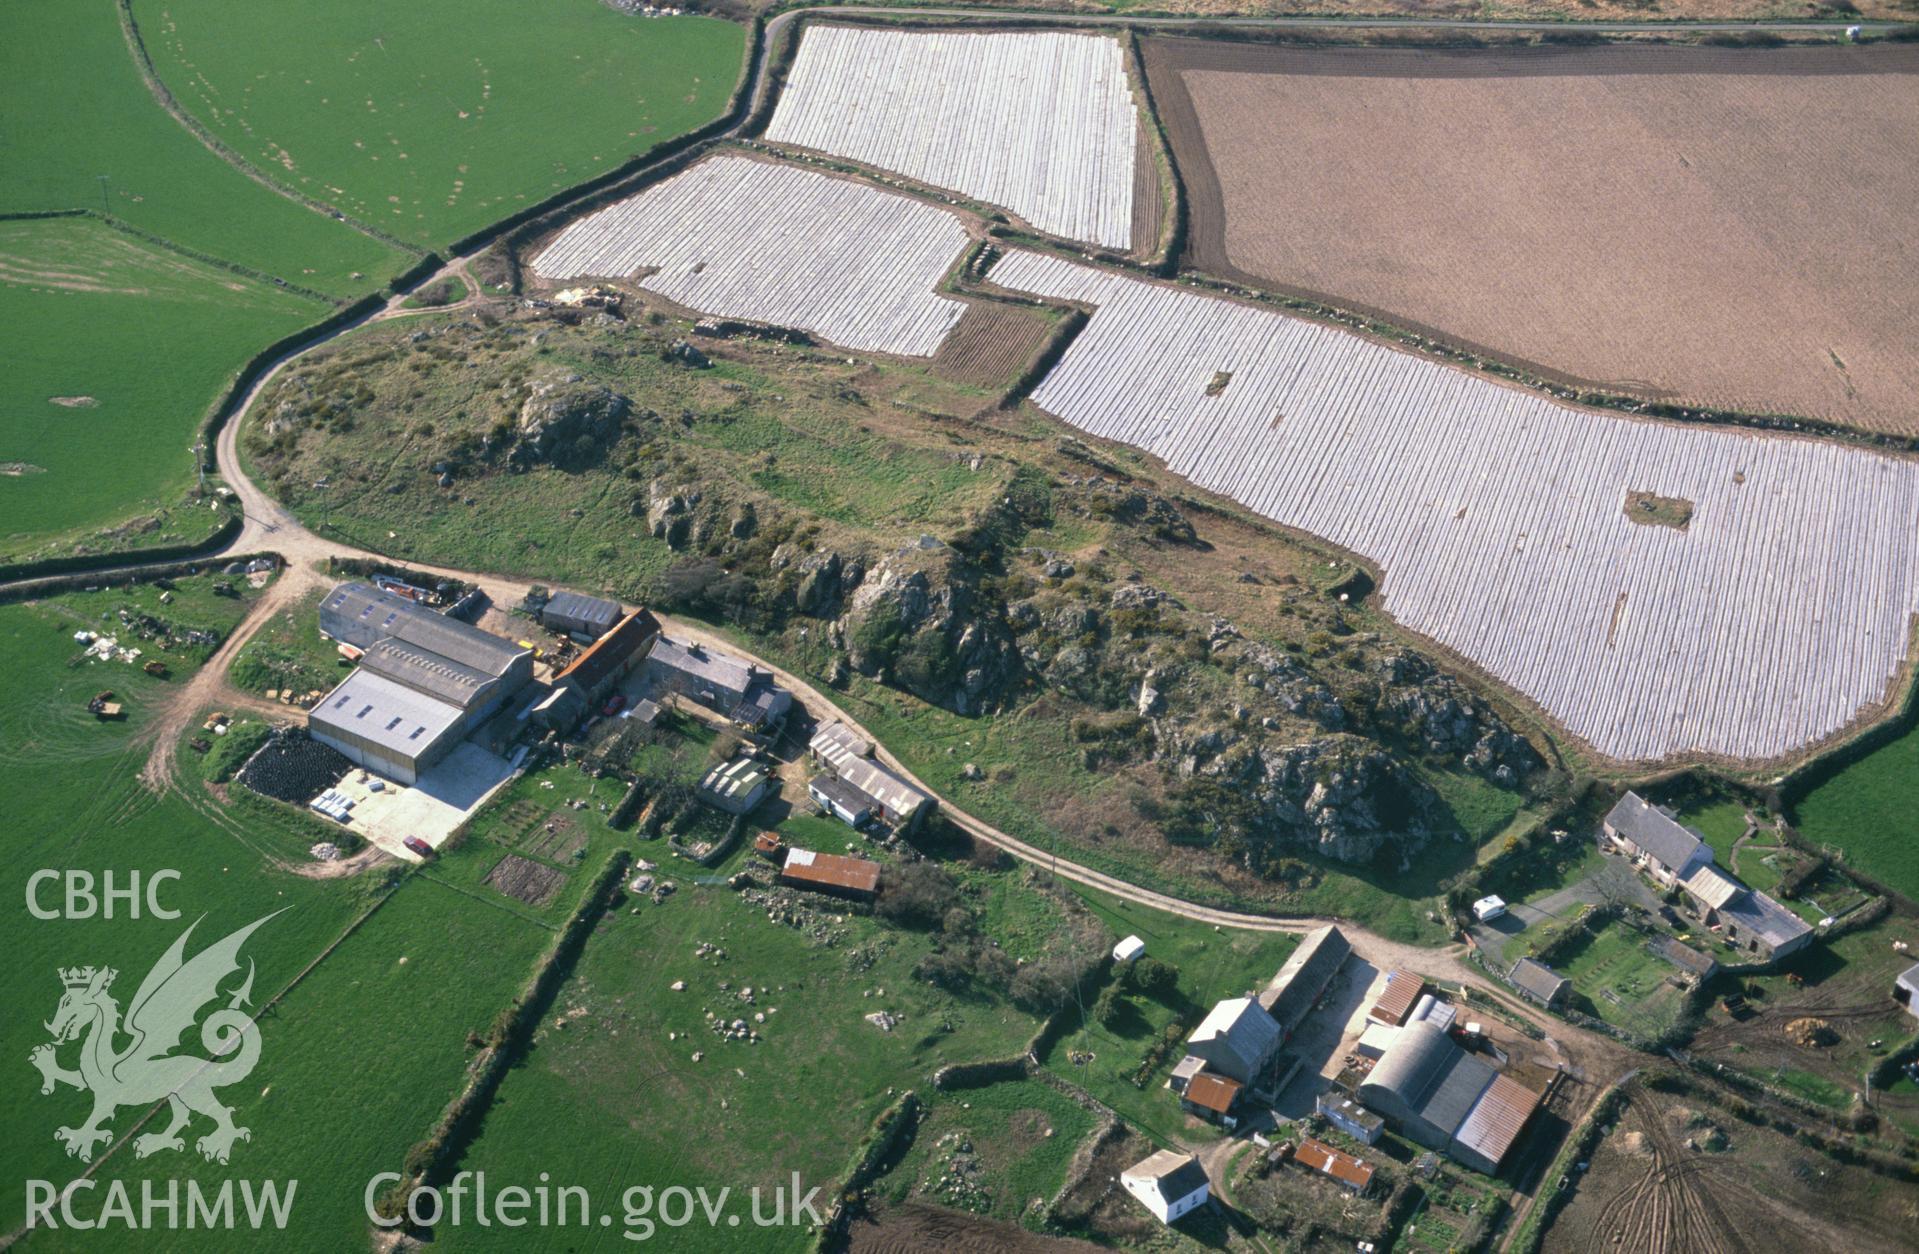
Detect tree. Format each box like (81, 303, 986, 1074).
(1126, 956, 1179, 1002)
(876, 861, 958, 928)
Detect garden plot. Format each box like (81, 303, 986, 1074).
(532, 156, 968, 355)
(765, 27, 1138, 250)
(988, 251, 1919, 765)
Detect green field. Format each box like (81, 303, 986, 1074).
(1792, 720, 1919, 903)
(145, 0, 748, 248)
(881, 1078, 1098, 1223)
(1555, 918, 1687, 1040)
(0, 577, 567, 1248)
(2, 0, 409, 294)
(1041, 891, 1297, 1144)
(0, 218, 323, 552)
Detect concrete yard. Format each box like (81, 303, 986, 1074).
(328, 741, 520, 863)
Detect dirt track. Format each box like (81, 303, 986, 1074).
(1146, 38, 1919, 436)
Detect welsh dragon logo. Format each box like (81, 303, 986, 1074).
(29, 911, 280, 1165)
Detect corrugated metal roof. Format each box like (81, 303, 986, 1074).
(809, 721, 872, 769)
(323, 582, 526, 680)
(1682, 863, 1745, 911)
(832, 753, 931, 822)
(700, 757, 770, 801)
(1452, 1073, 1541, 1169)
(780, 847, 881, 895)
(1370, 970, 1425, 1026)
(1295, 1137, 1375, 1190)
(1721, 887, 1813, 951)
(1418, 1050, 1498, 1139)
(543, 590, 624, 633)
(1261, 924, 1350, 1030)
(807, 773, 873, 818)
(1183, 1071, 1242, 1114)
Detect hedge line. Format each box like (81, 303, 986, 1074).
(815, 1090, 921, 1249)
(378, 847, 633, 1225)
(0, 513, 243, 588)
(1507, 1082, 1628, 1254)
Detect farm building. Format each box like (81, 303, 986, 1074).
(1169, 1054, 1207, 1094)
(538, 590, 624, 640)
(1119, 1149, 1210, 1225)
(310, 582, 532, 784)
(1507, 958, 1570, 1009)
(1185, 996, 1282, 1087)
(1895, 963, 1919, 1022)
(1357, 1020, 1541, 1175)
(778, 848, 881, 901)
(1699, 881, 1813, 962)
(1604, 793, 1714, 887)
(698, 758, 772, 816)
(1316, 1091, 1384, 1145)
(1292, 1137, 1375, 1196)
(1180, 1070, 1244, 1127)
(646, 636, 793, 733)
(1368, 970, 1426, 1028)
(1256, 924, 1349, 1038)
(808, 721, 872, 772)
(823, 754, 933, 834)
(805, 719, 933, 833)
(806, 773, 874, 828)
(1652, 936, 1719, 983)
(553, 609, 661, 705)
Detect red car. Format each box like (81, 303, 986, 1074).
(602, 693, 627, 717)
(403, 836, 434, 859)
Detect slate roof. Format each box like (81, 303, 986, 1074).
(1259, 924, 1350, 1030)
(1508, 957, 1569, 1004)
(1720, 888, 1813, 952)
(1605, 792, 1708, 872)
(1187, 997, 1282, 1081)
(1123, 1150, 1210, 1205)
(649, 636, 758, 703)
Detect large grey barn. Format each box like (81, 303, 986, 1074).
(1357, 1020, 1540, 1175)
(310, 582, 532, 783)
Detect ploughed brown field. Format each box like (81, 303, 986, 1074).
(1145, 40, 1919, 435)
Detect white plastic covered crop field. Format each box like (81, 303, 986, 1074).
(989, 250, 1919, 763)
(530, 156, 968, 356)
(765, 26, 1138, 250)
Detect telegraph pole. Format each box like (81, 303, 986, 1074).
(96, 175, 110, 218)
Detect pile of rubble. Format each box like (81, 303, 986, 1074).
(1785, 1017, 1837, 1048)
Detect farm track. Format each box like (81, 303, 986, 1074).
(14, 10, 1895, 1161)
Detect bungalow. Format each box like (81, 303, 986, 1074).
(1603, 792, 1714, 888)
(1120, 1150, 1210, 1226)
(806, 773, 875, 829)
(1293, 1137, 1375, 1196)
(1508, 957, 1569, 1009)
(1180, 1070, 1244, 1128)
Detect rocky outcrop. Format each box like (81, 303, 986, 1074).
(1370, 651, 1539, 783)
(514, 375, 631, 464)
(834, 542, 1017, 715)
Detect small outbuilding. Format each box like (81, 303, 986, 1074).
(1180, 1071, 1244, 1127)
(1507, 957, 1570, 1009)
(1316, 1091, 1384, 1145)
(698, 758, 772, 815)
(1895, 962, 1919, 1023)
(807, 773, 875, 828)
(1293, 1136, 1375, 1196)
